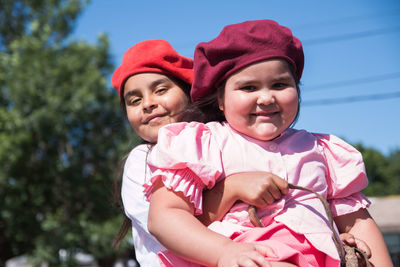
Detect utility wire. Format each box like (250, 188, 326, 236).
(303, 26, 400, 45)
(303, 72, 400, 91)
(291, 12, 400, 106)
(303, 91, 400, 106)
(183, 23, 400, 57)
(295, 9, 400, 30)
(181, 10, 400, 56)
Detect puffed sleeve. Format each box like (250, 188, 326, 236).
(315, 133, 371, 217)
(143, 121, 224, 214)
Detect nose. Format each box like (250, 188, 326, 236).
(256, 90, 275, 105)
(142, 95, 157, 112)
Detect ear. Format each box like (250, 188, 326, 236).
(217, 94, 224, 111)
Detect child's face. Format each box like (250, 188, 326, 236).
(124, 73, 189, 143)
(219, 59, 298, 141)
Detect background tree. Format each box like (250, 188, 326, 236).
(0, 0, 137, 266)
(385, 150, 400, 195)
(355, 144, 400, 196)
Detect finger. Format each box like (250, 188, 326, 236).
(261, 190, 275, 205)
(254, 244, 277, 257)
(271, 175, 289, 195)
(266, 182, 283, 201)
(237, 256, 259, 267)
(339, 233, 356, 245)
(253, 197, 268, 208)
(237, 252, 268, 267)
(258, 178, 282, 202)
(354, 238, 371, 258)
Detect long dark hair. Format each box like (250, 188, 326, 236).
(180, 84, 226, 123)
(112, 76, 191, 248)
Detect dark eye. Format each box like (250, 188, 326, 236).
(155, 87, 168, 94)
(240, 85, 257, 91)
(272, 83, 287, 89)
(127, 97, 141, 106)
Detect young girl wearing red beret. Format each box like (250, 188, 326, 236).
(144, 20, 392, 266)
(111, 39, 193, 266)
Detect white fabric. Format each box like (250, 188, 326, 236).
(121, 144, 164, 266)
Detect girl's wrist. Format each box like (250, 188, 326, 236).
(223, 174, 241, 202)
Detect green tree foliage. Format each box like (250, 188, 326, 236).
(385, 150, 400, 194)
(0, 0, 136, 265)
(355, 144, 400, 196)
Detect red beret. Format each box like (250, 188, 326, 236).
(191, 20, 304, 101)
(112, 39, 193, 97)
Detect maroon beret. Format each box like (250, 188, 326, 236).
(191, 20, 304, 101)
(112, 39, 193, 97)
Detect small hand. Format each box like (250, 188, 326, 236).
(217, 241, 276, 267)
(226, 172, 288, 208)
(340, 232, 372, 265)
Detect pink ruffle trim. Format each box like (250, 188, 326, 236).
(329, 192, 371, 217)
(143, 168, 205, 215)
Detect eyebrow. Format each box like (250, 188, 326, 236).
(234, 79, 258, 87)
(149, 77, 171, 88)
(270, 74, 293, 82)
(124, 77, 172, 99)
(124, 89, 138, 100)
(234, 73, 293, 87)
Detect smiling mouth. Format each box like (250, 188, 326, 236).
(251, 111, 279, 118)
(144, 114, 166, 124)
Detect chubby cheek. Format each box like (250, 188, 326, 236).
(223, 93, 251, 115)
(126, 108, 140, 129)
(129, 119, 143, 139)
(126, 109, 148, 140)
(281, 90, 299, 119)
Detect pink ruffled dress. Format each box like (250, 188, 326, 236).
(144, 121, 370, 267)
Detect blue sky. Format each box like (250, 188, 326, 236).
(73, 0, 400, 155)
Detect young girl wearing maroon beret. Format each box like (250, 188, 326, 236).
(144, 20, 392, 267)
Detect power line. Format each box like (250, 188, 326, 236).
(295, 9, 400, 30)
(303, 26, 400, 45)
(178, 8, 400, 56)
(181, 22, 400, 56)
(302, 91, 400, 106)
(303, 72, 400, 91)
